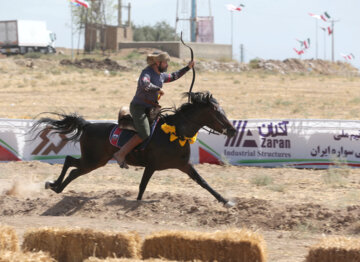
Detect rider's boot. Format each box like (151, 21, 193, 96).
(113, 134, 143, 169)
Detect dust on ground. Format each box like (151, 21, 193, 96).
(1, 161, 360, 261)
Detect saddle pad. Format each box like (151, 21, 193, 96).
(109, 126, 137, 148)
(109, 119, 160, 149)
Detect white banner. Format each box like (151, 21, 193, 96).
(2, 118, 360, 168)
(195, 119, 360, 168)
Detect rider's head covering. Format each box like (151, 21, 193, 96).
(147, 51, 170, 65)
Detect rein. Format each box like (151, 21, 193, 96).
(180, 32, 195, 103)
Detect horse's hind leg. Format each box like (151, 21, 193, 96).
(46, 155, 79, 190)
(52, 166, 92, 193)
(179, 164, 234, 207)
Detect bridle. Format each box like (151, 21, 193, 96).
(176, 103, 228, 136)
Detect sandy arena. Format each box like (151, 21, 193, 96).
(1, 54, 360, 261)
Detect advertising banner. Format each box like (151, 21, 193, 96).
(196, 119, 360, 168)
(196, 16, 214, 43)
(2, 118, 360, 169)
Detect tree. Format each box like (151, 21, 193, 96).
(133, 21, 179, 41)
(70, 0, 117, 34)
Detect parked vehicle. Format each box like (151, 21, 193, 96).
(0, 20, 56, 55)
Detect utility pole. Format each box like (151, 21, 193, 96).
(315, 18, 318, 59)
(190, 0, 197, 42)
(331, 20, 334, 62)
(240, 44, 244, 63)
(328, 19, 339, 62)
(230, 11, 233, 48)
(118, 0, 122, 25)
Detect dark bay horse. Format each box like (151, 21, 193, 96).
(32, 91, 236, 207)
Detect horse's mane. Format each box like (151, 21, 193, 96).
(174, 91, 218, 113)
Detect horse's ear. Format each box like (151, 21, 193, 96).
(182, 92, 192, 102)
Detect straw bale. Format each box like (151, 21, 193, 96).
(22, 227, 141, 262)
(0, 225, 19, 252)
(85, 257, 173, 261)
(0, 250, 55, 262)
(306, 236, 360, 262)
(142, 229, 267, 262)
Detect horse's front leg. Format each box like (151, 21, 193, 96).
(137, 167, 155, 201)
(179, 164, 234, 208)
(45, 155, 79, 193)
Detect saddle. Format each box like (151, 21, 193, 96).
(109, 107, 161, 149)
(117, 107, 160, 131)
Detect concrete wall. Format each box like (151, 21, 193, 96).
(85, 24, 132, 52)
(118, 41, 232, 60)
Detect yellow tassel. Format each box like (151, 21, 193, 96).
(161, 123, 198, 146)
(161, 123, 176, 134)
(170, 133, 178, 142)
(179, 140, 186, 147)
(188, 132, 198, 144)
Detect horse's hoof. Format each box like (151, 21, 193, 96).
(119, 161, 129, 169)
(224, 200, 235, 208)
(45, 181, 53, 190)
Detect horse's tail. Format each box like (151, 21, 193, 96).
(31, 112, 89, 142)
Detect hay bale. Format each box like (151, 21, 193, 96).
(0, 250, 55, 262)
(85, 257, 172, 261)
(22, 227, 141, 262)
(306, 236, 360, 262)
(142, 229, 266, 262)
(0, 225, 19, 252)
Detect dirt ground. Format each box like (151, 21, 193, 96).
(0, 54, 360, 261)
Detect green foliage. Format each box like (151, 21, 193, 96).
(70, 0, 117, 33)
(125, 50, 142, 60)
(250, 174, 273, 186)
(249, 58, 261, 69)
(24, 52, 42, 59)
(133, 21, 179, 41)
(322, 157, 349, 187)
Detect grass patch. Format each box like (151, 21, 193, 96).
(24, 52, 42, 59)
(268, 184, 286, 192)
(250, 174, 273, 186)
(274, 98, 293, 107)
(290, 222, 320, 239)
(322, 157, 349, 187)
(125, 50, 142, 60)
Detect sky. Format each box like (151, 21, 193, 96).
(0, 0, 359, 69)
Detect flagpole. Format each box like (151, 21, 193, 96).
(71, 3, 74, 60)
(231, 10, 233, 58)
(323, 28, 326, 60)
(315, 18, 318, 59)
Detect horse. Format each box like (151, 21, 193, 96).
(32, 91, 237, 207)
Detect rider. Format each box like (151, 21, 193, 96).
(114, 51, 195, 168)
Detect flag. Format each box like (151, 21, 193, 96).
(341, 53, 355, 61)
(296, 38, 310, 49)
(294, 48, 305, 55)
(324, 12, 331, 19)
(309, 13, 322, 20)
(309, 12, 330, 22)
(69, 0, 89, 8)
(327, 26, 333, 35)
(226, 4, 244, 12)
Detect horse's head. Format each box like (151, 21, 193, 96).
(187, 92, 236, 138)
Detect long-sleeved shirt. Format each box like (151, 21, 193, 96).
(131, 65, 190, 107)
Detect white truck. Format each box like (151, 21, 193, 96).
(0, 20, 56, 55)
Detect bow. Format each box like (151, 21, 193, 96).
(180, 32, 196, 103)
